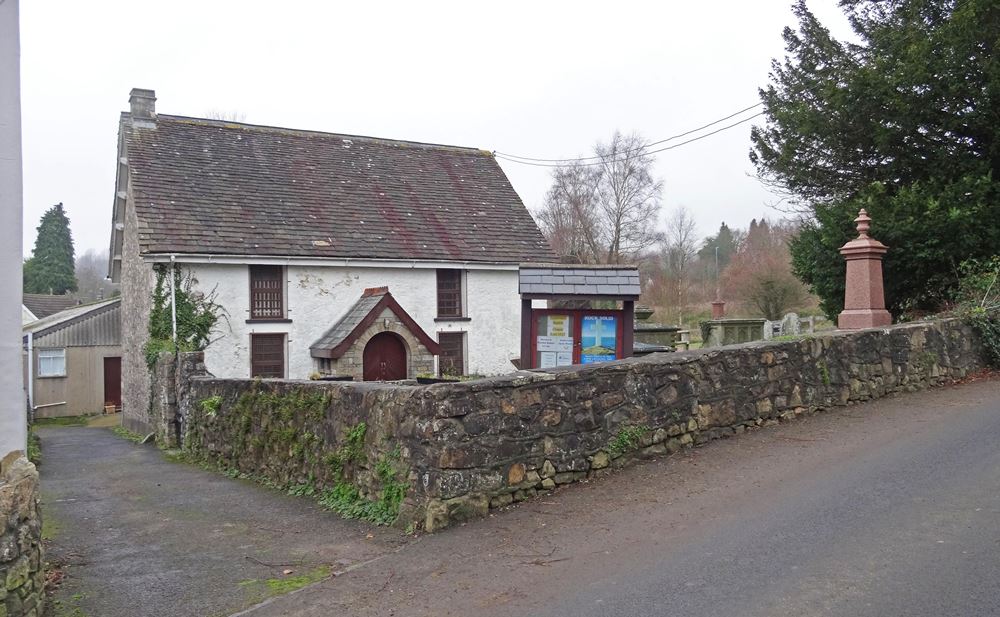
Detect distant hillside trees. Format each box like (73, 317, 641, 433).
(75, 249, 120, 302)
(23, 203, 77, 295)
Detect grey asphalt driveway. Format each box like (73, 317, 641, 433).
(37, 426, 410, 617)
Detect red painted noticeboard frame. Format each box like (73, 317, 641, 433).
(527, 308, 625, 368)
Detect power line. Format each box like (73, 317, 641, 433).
(495, 102, 763, 164)
(495, 112, 765, 168)
(493, 0, 976, 169)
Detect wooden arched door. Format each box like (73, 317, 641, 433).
(363, 332, 407, 381)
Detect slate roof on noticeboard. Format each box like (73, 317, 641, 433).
(519, 264, 641, 298)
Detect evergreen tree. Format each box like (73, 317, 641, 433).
(751, 0, 1000, 318)
(23, 203, 77, 295)
(697, 222, 738, 272)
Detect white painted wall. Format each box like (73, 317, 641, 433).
(187, 263, 522, 379)
(0, 0, 27, 457)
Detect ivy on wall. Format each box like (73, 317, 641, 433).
(188, 384, 410, 526)
(956, 257, 1000, 367)
(144, 264, 224, 368)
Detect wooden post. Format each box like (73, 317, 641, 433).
(520, 298, 533, 370)
(622, 300, 635, 359)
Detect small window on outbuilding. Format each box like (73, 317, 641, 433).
(38, 348, 66, 378)
(249, 265, 285, 319)
(250, 333, 285, 378)
(438, 332, 465, 377)
(436, 269, 463, 318)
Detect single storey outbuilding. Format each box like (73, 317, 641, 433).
(23, 298, 122, 419)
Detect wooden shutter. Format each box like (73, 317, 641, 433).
(438, 332, 465, 377)
(250, 333, 285, 378)
(250, 265, 284, 319)
(436, 270, 462, 318)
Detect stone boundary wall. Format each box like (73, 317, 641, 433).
(0, 455, 44, 617)
(176, 320, 983, 531)
(150, 351, 210, 447)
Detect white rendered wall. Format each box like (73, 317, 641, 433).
(0, 0, 26, 456)
(187, 263, 521, 379)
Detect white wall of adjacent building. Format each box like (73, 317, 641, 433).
(0, 0, 26, 457)
(181, 262, 522, 379)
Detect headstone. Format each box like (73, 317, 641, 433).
(781, 312, 800, 336)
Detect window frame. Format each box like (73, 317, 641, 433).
(37, 348, 67, 378)
(248, 265, 286, 321)
(436, 269, 464, 319)
(438, 331, 466, 377)
(250, 333, 286, 378)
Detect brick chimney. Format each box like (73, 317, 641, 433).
(129, 88, 156, 125)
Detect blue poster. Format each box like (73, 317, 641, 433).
(581, 315, 617, 364)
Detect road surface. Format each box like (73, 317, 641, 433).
(249, 377, 1000, 617)
(38, 377, 1000, 616)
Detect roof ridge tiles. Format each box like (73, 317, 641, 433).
(154, 114, 490, 155)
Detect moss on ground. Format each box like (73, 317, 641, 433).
(111, 425, 145, 443)
(239, 565, 332, 604)
(34, 416, 91, 427)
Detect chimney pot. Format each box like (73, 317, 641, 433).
(129, 88, 156, 121)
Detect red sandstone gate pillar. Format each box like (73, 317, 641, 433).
(838, 209, 892, 329)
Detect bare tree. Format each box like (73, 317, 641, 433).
(595, 131, 664, 263)
(205, 109, 247, 122)
(535, 163, 602, 263)
(74, 249, 119, 303)
(534, 131, 664, 264)
(663, 206, 699, 323)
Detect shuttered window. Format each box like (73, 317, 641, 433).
(436, 269, 463, 318)
(250, 265, 284, 319)
(250, 333, 285, 378)
(438, 332, 465, 377)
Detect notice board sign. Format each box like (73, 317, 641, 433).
(581, 315, 617, 364)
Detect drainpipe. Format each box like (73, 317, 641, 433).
(26, 331, 33, 415)
(169, 254, 177, 342)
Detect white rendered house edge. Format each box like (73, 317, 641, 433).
(141, 253, 521, 271)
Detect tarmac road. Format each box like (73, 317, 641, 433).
(247, 377, 1000, 617)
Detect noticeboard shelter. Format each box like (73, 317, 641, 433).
(518, 264, 640, 370)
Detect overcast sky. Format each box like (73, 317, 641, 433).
(19, 0, 854, 258)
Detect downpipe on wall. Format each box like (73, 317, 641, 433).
(170, 254, 177, 342)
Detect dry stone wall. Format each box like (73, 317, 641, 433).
(0, 455, 44, 617)
(177, 319, 983, 532)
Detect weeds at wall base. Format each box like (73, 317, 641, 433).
(111, 426, 145, 443)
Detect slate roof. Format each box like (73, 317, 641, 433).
(124, 115, 556, 263)
(22, 294, 78, 319)
(519, 264, 642, 299)
(310, 287, 441, 359)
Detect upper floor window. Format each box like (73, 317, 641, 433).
(436, 269, 463, 318)
(249, 265, 284, 319)
(38, 348, 66, 377)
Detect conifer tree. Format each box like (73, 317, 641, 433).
(23, 203, 77, 295)
(751, 0, 1000, 318)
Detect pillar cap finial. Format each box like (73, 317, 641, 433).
(854, 209, 872, 238)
